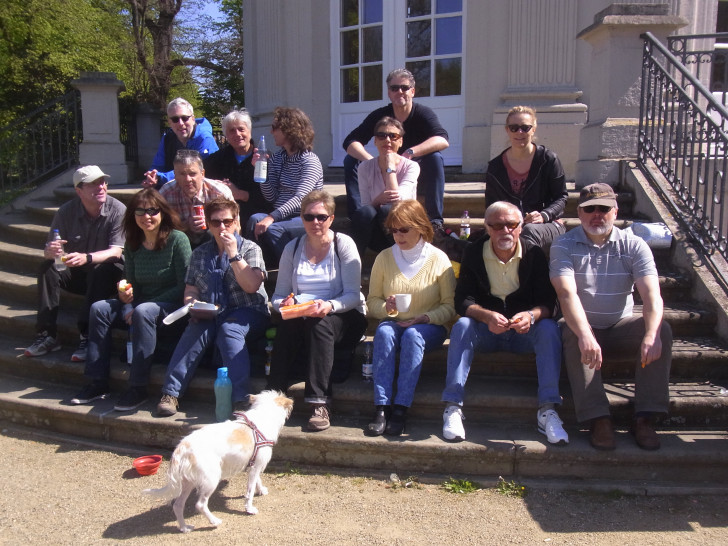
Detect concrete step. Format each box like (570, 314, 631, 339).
(1, 372, 727, 485)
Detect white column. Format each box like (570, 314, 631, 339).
(70, 72, 128, 184)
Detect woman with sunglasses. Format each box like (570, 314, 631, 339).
(143, 97, 219, 189)
(350, 117, 420, 257)
(245, 107, 324, 268)
(70, 188, 191, 412)
(268, 190, 367, 432)
(366, 200, 456, 436)
(155, 197, 270, 417)
(484, 105, 567, 248)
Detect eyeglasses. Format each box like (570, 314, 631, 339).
(389, 227, 411, 234)
(581, 205, 613, 214)
(302, 213, 331, 222)
(389, 84, 412, 93)
(134, 207, 161, 217)
(507, 124, 533, 133)
(374, 132, 403, 141)
(170, 115, 191, 124)
(487, 221, 521, 231)
(209, 218, 235, 228)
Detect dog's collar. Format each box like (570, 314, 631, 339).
(233, 411, 276, 468)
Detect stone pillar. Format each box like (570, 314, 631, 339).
(489, 0, 587, 181)
(135, 103, 163, 175)
(70, 71, 128, 184)
(575, 4, 687, 188)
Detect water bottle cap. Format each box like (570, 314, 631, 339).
(217, 367, 229, 378)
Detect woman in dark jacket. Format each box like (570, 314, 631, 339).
(484, 105, 567, 248)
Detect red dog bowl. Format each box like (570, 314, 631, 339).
(133, 454, 163, 475)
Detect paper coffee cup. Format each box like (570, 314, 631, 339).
(394, 293, 411, 313)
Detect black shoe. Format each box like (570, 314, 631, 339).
(384, 405, 407, 436)
(70, 381, 109, 405)
(114, 387, 148, 412)
(366, 405, 390, 436)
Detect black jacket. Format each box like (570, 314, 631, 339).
(485, 145, 567, 223)
(455, 235, 557, 319)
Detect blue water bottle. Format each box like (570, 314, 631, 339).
(214, 367, 233, 422)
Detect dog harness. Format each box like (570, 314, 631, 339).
(233, 411, 276, 468)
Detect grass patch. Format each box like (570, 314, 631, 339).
(0, 185, 35, 208)
(442, 477, 480, 494)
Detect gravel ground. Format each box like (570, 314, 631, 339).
(1, 423, 728, 545)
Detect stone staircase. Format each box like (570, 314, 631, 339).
(1, 168, 727, 489)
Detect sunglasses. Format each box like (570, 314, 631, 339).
(170, 115, 191, 124)
(374, 132, 403, 141)
(209, 218, 235, 228)
(487, 221, 521, 231)
(507, 124, 533, 133)
(302, 213, 331, 222)
(134, 207, 161, 217)
(389, 84, 412, 93)
(581, 205, 613, 214)
(389, 227, 411, 234)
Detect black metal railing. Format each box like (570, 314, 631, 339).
(638, 32, 728, 264)
(0, 90, 82, 193)
(119, 97, 138, 166)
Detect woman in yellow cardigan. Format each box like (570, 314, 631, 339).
(365, 200, 456, 436)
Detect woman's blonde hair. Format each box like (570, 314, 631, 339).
(505, 105, 537, 127)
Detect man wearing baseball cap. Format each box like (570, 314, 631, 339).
(25, 165, 126, 362)
(549, 183, 672, 451)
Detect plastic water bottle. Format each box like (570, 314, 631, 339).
(460, 210, 471, 240)
(264, 327, 276, 376)
(214, 367, 233, 422)
(253, 135, 268, 183)
(52, 229, 67, 271)
(362, 341, 373, 382)
(126, 325, 134, 365)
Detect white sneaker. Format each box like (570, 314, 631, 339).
(537, 408, 569, 445)
(442, 405, 465, 442)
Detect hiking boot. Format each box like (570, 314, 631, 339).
(443, 405, 466, 442)
(71, 335, 88, 362)
(24, 332, 61, 357)
(537, 408, 569, 445)
(307, 404, 330, 432)
(114, 387, 148, 412)
(70, 381, 109, 405)
(589, 416, 616, 451)
(631, 416, 661, 451)
(156, 394, 179, 417)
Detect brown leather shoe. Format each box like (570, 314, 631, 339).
(589, 416, 616, 451)
(631, 416, 661, 450)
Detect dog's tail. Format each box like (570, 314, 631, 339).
(142, 444, 194, 501)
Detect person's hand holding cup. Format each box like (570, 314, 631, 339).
(394, 293, 411, 313)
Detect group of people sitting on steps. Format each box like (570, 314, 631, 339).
(23, 68, 672, 452)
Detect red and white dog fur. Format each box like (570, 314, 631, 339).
(143, 390, 293, 533)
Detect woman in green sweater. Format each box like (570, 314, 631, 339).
(366, 200, 456, 436)
(70, 188, 191, 412)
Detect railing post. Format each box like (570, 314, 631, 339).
(575, 4, 687, 188)
(70, 71, 129, 185)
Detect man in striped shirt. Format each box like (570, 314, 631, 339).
(550, 183, 672, 452)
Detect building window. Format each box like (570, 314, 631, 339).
(340, 0, 384, 102)
(405, 0, 462, 97)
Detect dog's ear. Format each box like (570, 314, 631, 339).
(248, 394, 257, 406)
(276, 395, 294, 417)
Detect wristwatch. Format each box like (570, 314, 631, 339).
(386, 167, 395, 174)
(405, 148, 415, 158)
(230, 253, 243, 263)
(527, 310, 535, 325)
(86, 253, 93, 265)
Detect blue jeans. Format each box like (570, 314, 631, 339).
(84, 299, 177, 387)
(441, 317, 563, 407)
(162, 307, 269, 403)
(245, 213, 306, 268)
(372, 320, 447, 407)
(344, 152, 445, 223)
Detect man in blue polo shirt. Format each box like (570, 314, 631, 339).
(550, 183, 672, 451)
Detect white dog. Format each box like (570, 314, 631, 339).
(143, 390, 293, 533)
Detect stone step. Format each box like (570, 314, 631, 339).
(1, 372, 727, 485)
